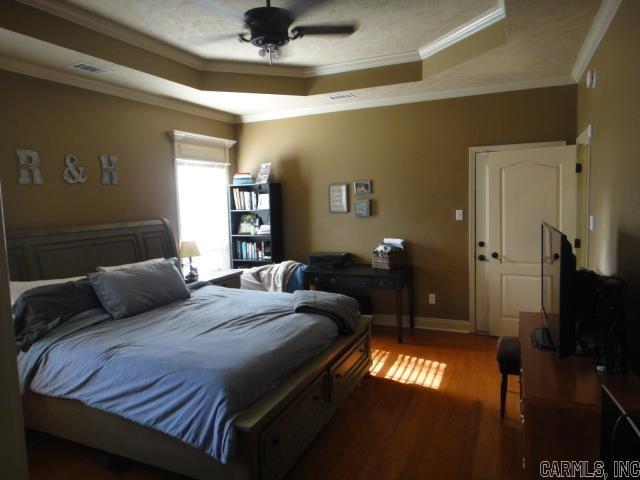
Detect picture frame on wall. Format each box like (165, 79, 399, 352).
(329, 183, 348, 213)
(354, 199, 372, 217)
(353, 180, 372, 195)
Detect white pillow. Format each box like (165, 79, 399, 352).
(10, 277, 84, 305)
(96, 258, 166, 272)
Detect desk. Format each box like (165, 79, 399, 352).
(303, 264, 414, 343)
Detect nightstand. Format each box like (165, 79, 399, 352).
(195, 269, 242, 288)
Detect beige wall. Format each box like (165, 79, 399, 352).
(237, 85, 577, 320)
(0, 70, 235, 239)
(577, 0, 640, 371)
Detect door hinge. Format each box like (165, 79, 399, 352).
(576, 163, 583, 173)
(574, 238, 582, 249)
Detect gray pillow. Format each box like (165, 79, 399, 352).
(88, 260, 190, 319)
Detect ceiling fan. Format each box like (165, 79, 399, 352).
(195, 0, 357, 64)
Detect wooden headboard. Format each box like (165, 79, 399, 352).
(6, 219, 178, 281)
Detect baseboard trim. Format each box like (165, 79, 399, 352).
(372, 314, 472, 334)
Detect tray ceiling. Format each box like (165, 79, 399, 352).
(0, 0, 603, 122)
(61, 0, 497, 66)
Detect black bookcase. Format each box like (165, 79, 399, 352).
(228, 182, 283, 268)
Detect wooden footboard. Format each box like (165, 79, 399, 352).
(24, 317, 372, 480)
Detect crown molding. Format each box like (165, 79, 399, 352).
(201, 60, 308, 78)
(571, 0, 622, 82)
(0, 56, 238, 123)
(418, 0, 506, 59)
(240, 75, 576, 123)
(305, 51, 422, 77)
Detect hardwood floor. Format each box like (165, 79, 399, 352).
(26, 326, 524, 480)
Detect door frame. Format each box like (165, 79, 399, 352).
(467, 141, 566, 333)
(576, 124, 592, 269)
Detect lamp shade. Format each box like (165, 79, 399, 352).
(179, 241, 201, 258)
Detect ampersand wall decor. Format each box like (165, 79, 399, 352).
(62, 154, 88, 184)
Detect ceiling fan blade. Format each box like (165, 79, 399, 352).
(291, 24, 357, 37)
(287, 0, 330, 20)
(190, 32, 247, 47)
(191, 0, 244, 21)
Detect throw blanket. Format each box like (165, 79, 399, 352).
(17, 286, 339, 463)
(250, 260, 302, 292)
(293, 289, 360, 334)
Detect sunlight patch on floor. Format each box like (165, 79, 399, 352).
(378, 353, 446, 389)
(370, 349, 391, 377)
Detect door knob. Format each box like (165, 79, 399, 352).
(491, 252, 500, 259)
(478, 241, 485, 247)
(478, 254, 489, 262)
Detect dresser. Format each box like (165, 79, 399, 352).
(519, 312, 640, 479)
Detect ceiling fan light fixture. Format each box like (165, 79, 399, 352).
(201, 0, 357, 65)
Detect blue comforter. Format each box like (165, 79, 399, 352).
(18, 285, 339, 463)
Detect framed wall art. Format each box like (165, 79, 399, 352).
(329, 183, 348, 213)
(354, 199, 372, 217)
(353, 180, 372, 195)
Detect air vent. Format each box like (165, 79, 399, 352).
(68, 63, 110, 74)
(328, 92, 356, 100)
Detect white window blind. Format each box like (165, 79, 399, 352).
(171, 131, 236, 272)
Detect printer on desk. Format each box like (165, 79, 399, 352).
(308, 252, 351, 269)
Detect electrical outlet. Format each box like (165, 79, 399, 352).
(428, 293, 436, 305)
(455, 209, 464, 221)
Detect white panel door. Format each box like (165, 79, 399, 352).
(487, 145, 576, 336)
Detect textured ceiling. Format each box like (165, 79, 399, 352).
(61, 0, 496, 66)
(1, 0, 600, 120)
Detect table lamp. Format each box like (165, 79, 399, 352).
(180, 240, 201, 282)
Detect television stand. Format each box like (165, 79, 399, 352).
(519, 312, 640, 479)
(530, 326, 554, 350)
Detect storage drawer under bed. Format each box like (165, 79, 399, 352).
(260, 372, 330, 479)
(258, 331, 370, 479)
(330, 333, 370, 401)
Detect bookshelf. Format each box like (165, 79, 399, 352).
(228, 182, 283, 268)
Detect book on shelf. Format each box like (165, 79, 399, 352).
(235, 240, 270, 261)
(257, 193, 270, 210)
(238, 191, 258, 210)
(232, 190, 257, 210)
(232, 172, 254, 185)
(232, 189, 241, 209)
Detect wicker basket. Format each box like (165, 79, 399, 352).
(372, 250, 406, 269)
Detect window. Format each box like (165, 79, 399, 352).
(171, 131, 236, 272)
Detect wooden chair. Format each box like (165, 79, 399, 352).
(496, 336, 521, 418)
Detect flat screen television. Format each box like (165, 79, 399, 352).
(533, 222, 577, 357)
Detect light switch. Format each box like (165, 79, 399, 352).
(589, 215, 595, 231)
(455, 209, 464, 221)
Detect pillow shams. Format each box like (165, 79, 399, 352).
(10, 276, 84, 305)
(96, 257, 166, 272)
(88, 261, 190, 320)
(13, 278, 101, 352)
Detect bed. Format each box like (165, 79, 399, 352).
(8, 219, 371, 480)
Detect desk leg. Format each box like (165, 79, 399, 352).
(396, 284, 403, 343)
(408, 274, 415, 330)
